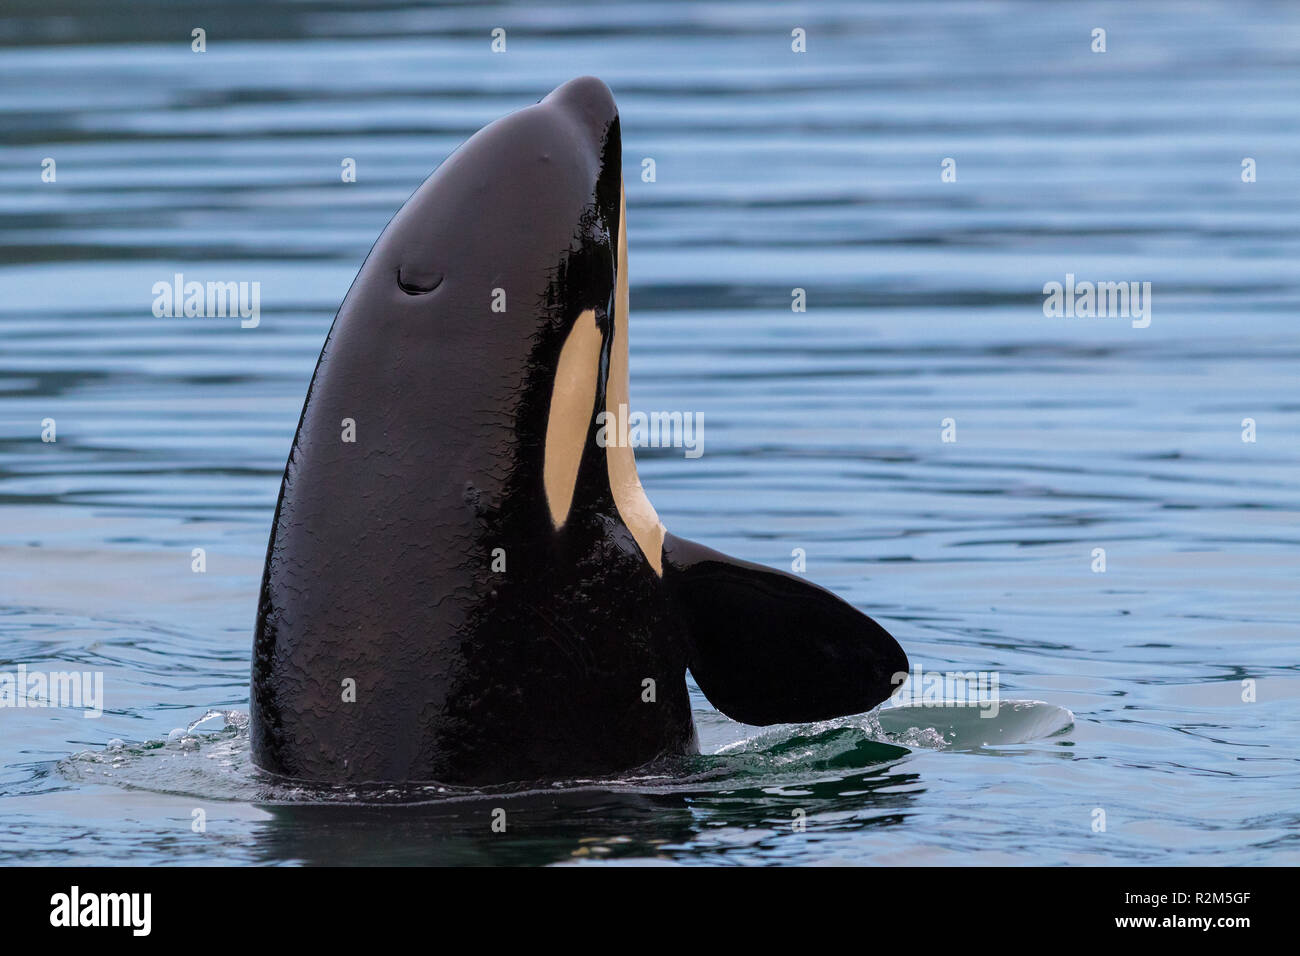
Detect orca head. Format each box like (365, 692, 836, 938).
(316, 76, 660, 563)
(370, 76, 663, 572)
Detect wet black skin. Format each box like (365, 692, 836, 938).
(250, 77, 907, 786)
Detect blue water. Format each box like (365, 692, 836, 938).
(2, 0, 1298, 865)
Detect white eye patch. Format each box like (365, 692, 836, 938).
(543, 308, 602, 528)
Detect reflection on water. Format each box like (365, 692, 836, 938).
(2, 0, 1299, 864)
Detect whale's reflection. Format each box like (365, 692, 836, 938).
(249, 760, 921, 866)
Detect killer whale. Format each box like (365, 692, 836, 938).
(250, 76, 908, 785)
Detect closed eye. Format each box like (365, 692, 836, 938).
(397, 265, 443, 295)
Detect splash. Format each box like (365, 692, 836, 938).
(719, 699, 1074, 755)
(60, 700, 1073, 805)
(875, 699, 1074, 749)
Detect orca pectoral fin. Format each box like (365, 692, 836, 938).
(663, 532, 908, 726)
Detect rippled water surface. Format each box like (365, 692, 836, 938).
(2, 0, 1298, 865)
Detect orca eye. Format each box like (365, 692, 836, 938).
(397, 265, 443, 295)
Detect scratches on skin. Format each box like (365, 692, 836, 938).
(521, 600, 598, 675)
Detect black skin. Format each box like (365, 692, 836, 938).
(250, 77, 908, 786)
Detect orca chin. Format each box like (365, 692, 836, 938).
(249, 76, 908, 786)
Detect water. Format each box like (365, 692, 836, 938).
(1, 0, 1298, 866)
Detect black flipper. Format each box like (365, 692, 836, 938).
(663, 532, 908, 725)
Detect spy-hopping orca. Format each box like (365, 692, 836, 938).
(250, 77, 908, 785)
